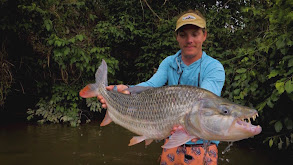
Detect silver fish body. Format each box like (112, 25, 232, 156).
(103, 85, 211, 140)
(80, 60, 262, 148)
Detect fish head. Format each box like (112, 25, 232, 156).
(186, 98, 262, 142)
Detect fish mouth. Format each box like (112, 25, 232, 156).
(232, 112, 262, 135)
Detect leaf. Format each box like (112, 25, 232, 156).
(276, 0, 282, 5)
(269, 138, 274, 147)
(284, 118, 293, 130)
(64, 47, 70, 55)
(285, 137, 290, 148)
(234, 75, 241, 80)
(275, 81, 285, 94)
(90, 47, 97, 53)
(268, 70, 279, 79)
(267, 99, 274, 108)
(76, 34, 84, 41)
(55, 41, 62, 47)
(278, 138, 283, 150)
(285, 80, 293, 93)
(288, 58, 293, 67)
(27, 115, 33, 120)
(89, 14, 97, 21)
(257, 101, 267, 111)
(276, 38, 285, 49)
(68, 38, 75, 43)
(44, 19, 52, 31)
(233, 88, 240, 95)
(236, 68, 247, 73)
(270, 91, 279, 102)
(45, 22, 51, 31)
(269, 120, 277, 125)
(274, 121, 283, 133)
(250, 83, 258, 92)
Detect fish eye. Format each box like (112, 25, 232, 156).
(221, 106, 230, 115)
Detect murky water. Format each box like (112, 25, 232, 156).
(0, 122, 290, 165)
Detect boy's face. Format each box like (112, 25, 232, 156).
(176, 25, 207, 59)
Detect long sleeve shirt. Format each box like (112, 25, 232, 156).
(136, 50, 225, 145)
(137, 50, 225, 96)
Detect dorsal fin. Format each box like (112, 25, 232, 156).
(125, 86, 153, 95)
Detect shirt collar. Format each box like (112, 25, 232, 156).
(171, 50, 206, 70)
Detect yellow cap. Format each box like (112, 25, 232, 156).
(175, 13, 206, 31)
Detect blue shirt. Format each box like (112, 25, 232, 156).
(136, 50, 225, 145)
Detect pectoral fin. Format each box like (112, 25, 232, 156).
(161, 130, 196, 149)
(145, 139, 153, 146)
(128, 136, 147, 146)
(100, 111, 112, 126)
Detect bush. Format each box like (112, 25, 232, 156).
(0, 0, 292, 149)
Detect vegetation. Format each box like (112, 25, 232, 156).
(0, 0, 292, 150)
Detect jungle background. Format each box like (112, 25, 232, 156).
(0, 0, 292, 151)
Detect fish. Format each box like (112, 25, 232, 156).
(79, 59, 262, 149)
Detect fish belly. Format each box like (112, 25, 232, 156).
(107, 104, 180, 140)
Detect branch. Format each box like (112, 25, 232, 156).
(223, 0, 231, 8)
(143, 0, 161, 20)
(139, 0, 145, 20)
(163, 0, 168, 5)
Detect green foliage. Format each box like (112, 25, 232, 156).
(215, 0, 293, 150)
(86, 97, 102, 113)
(27, 84, 82, 126)
(27, 84, 102, 126)
(1, 0, 292, 150)
(1, 0, 118, 125)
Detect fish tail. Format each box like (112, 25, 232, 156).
(95, 59, 108, 87)
(79, 59, 108, 98)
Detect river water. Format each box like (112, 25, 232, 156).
(0, 122, 291, 165)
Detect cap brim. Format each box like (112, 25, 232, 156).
(175, 23, 205, 32)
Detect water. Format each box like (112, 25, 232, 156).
(0, 122, 291, 165)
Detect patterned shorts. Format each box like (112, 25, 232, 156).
(160, 139, 218, 165)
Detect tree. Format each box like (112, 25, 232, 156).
(0, 0, 292, 149)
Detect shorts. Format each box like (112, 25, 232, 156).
(160, 139, 218, 165)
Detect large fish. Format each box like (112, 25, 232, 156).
(79, 60, 262, 148)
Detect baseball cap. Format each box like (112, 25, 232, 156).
(175, 12, 206, 32)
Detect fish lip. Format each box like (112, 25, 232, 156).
(230, 112, 262, 135)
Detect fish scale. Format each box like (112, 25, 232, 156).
(102, 86, 197, 139)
